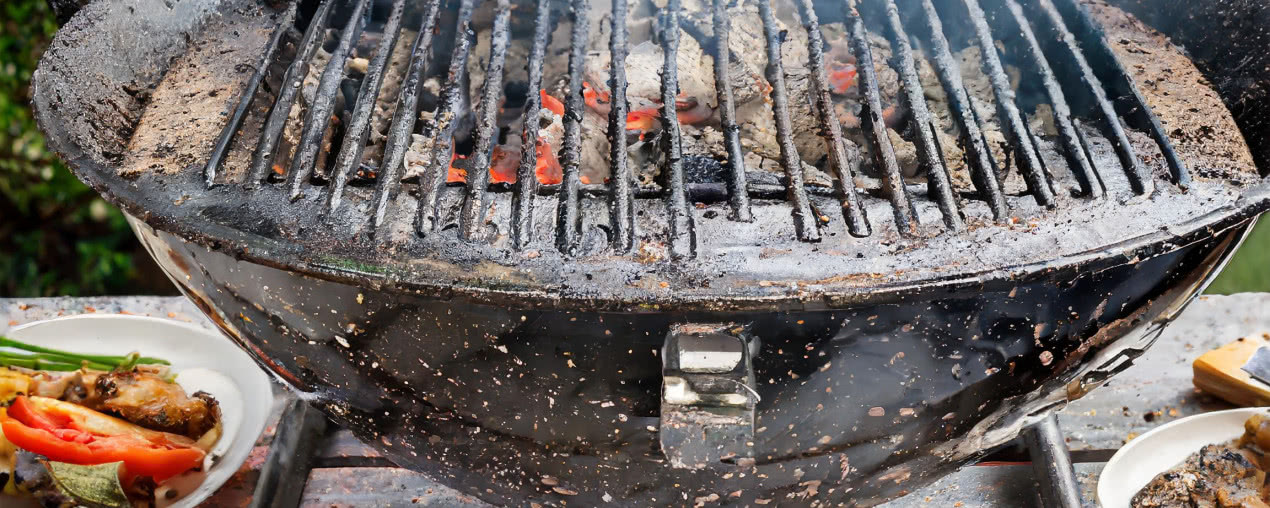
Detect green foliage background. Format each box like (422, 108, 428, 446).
(0, 0, 1265, 296)
(1, 0, 173, 297)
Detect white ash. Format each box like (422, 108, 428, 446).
(361, 29, 417, 168)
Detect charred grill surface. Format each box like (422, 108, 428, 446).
(848, 0, 916, 234)
(36, 0, 1267, 307)
(245, 0, 336, 187)
(458, 0, 511, 241)
(711, 0, 752, 223)
(512, 0, 554, 248)
(368, 0, 442, 232)
(285, 0, 370, 200)
(417, 0, 476, 234)
(796, 0, 870, 237)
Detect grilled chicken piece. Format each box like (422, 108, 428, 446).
(31, 368, 219, 439)
(1132, 445, 1270, 507)
(89, 370, 218, 438)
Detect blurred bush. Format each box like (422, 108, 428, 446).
(1206, 221, 1270, 295)
(0, 0, 173, 297)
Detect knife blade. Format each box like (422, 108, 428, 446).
(1241, 346, 1270, 386)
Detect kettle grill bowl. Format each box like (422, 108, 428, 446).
(128, 216, 1252, 506)
(31, 0, 1270, 504)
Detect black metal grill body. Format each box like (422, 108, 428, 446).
(132, 218, 1250, 506)
(31, 0, 1270, 504)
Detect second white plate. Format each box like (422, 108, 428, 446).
(1097, 406, 1270, 508)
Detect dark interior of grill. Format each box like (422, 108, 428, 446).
(34, 0, 1266, 307)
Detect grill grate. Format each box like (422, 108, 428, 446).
(244, 0, 337, 187)
(511, 0, 554, 248)
(555, 0, 588, 253)
(287, 0, 371, 201)
(371, 0, 443, 232)
(419, 0, 477, 233)
(797, 0, 870, 237)
(880, 0, 964, 230)
(711, 0, 754, 224)
(606, 0, 637, 252)
(459, 0, 511, 241)
(328, 0, 407, 213)
(916, 0, 1008, 219)
(205, 0, 1194, 257)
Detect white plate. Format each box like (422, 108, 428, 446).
(5, 314, 274, 508)
(1097, 407, 1270, 508)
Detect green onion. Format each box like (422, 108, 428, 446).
(0, 336, 170, 372)
(0, 351, 115, 371)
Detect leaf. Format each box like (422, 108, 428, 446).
(42, 460, 131, 508)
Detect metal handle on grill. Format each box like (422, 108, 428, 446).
(659, 323, 758, 469)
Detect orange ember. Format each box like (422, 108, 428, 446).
(829, 64, 858, 95)
(445, 142, 467, 183)
(490, 146, 518, 185)
(626, 108, 660, 138)
(534, 140, 563, 185)
(541, 90, 565, 116)
(448, 141, 563, 186)
(583, 82, 611, 113)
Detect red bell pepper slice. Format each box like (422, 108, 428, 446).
(8, 395, 69, 431)
(2, 396, 205, 481)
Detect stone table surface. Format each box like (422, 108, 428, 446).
(3, 293, 1269, 507)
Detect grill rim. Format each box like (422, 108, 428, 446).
(31, 0, 1270, 313)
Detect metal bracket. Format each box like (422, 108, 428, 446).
(660, 323, 757, 469)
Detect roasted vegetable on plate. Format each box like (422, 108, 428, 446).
(0, 336, 223, 507)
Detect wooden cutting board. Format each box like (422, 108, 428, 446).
(1194, 333, 1270, 407)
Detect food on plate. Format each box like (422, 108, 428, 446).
(0, 336, 222, 507)
(1132, 413, 1270, 507)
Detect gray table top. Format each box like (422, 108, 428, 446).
(4, 293, 1268, 507)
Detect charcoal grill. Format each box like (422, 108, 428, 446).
(32, 0, 1270, 505)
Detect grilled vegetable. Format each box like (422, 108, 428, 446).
(0, 336, 169, 372)
(2, 396, 205, 482)
(43, 461, 131, 508)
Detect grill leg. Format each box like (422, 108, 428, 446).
(1023, 414, 1082, 508)
(250, 398, 329, 508)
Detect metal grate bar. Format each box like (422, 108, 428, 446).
(511, 0, 554, 249)
(880, 0, 963, 230)
(846, 0, 915, 234)
(327, 0, 407, 213)
(913, 0, 1007, 219)
(1001, 0, 1103, 198)
(710, 0, 753, 223)
(607, 0, 637, 251)
(1032, 0, 1151, 195)
(415, 0, 477, 234)
(204, 2, 297, 188)
(245, 0, 336, 187)
(557, 0, 589, 254)
(962, 0, 1056, 207)
(795, 0, 870, 237)
(758, 0, 820, 242)
(285, 0, 372, 201)
(458, 0, 512, 241)
(1050, 0, 1189, 189)
(659, 0, 697, 257)
(368, 0, 442, 233)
